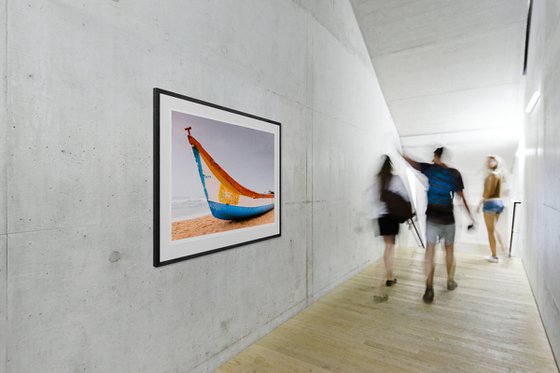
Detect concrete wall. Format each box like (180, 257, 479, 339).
(3, 1, 399, 372)
(518, 0, 560, 364)
(1, 0, 8, 370)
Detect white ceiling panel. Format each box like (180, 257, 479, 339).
(354, 0, 528, 58)
(351, 0, 527, 185)
(372, 22, 526, 100)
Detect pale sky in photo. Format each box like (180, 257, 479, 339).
(171, 110, 275, 200)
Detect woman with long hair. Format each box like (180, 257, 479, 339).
(376, 155, 411, 286)
(477, 155, 506, 263)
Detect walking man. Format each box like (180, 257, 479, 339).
(403, 147, 474, 303)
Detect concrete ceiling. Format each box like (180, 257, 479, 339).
(351, 0, 528, 187)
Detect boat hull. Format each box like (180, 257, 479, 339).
(208, 201, 274, 221)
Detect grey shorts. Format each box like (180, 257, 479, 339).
(426, 221, 455, 245)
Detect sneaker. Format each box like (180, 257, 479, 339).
(385, 278, 398, 287)
(423, 287, 434, 303)
(486, 256, 499, 263)
(447, 279, 458, 290)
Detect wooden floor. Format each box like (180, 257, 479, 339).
(217, 244, 558, 372)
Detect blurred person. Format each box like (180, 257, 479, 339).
(374, 155, 411, 287)
(403, 147, 474, 303)
(477, 156, 506, 263)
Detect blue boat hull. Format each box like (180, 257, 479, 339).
(208, 201, 274, 221)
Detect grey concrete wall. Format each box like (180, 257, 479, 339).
(519, 0, 560, 364)
(1, 0, 8, 371)
(4, 1, 399, 372)
(297, 0, 401, 298)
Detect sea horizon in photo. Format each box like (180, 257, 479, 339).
(171, 197, 211, 221)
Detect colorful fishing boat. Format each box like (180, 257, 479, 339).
(185, 127, 275, 221)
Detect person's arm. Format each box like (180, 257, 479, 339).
(457, 190, 475, 224)
(402, 153, 422, 171)
(476, 180, 486, 212)
(453, 170, 474, 224)
(477, 174, 498, 213)
(476, 199, 484, 214)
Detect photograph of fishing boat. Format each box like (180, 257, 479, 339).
(171, 111, 275, 240)
(153, 88, 281, 266)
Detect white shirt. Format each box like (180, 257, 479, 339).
(370, 175, 410, 218)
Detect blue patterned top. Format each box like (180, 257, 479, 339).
(420, 163, 464, 224)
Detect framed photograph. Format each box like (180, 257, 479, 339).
(153, 89, 281, 267)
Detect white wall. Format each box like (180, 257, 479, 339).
(400, 144, 518, 248)
(517, 0, 560, 363)
(2, 1, 400, 372)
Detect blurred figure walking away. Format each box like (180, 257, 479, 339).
(375, 155, 412, 287)
(403, 147, 474, 303)
(477, 156, 506, 263)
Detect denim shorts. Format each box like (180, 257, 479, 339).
(483, 199, 504, 214)
(426, 221, 455, 245)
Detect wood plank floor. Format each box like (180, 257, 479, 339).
(217, 244, 559, 372)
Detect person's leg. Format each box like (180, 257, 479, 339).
(444, 243, 458, 290)
(483, 212, 497, 257)
(494, 213, 506, 252)
(445, 244, 455, 280)
(424, 221, 439, 288)
(423, 222, 438, 303)
(443, 224, 457, 290)
(383, 235, 395, 281)
(423, 242, 436, 303)
(425, 242, 436, 288)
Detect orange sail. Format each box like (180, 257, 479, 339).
(186, 127, 275, 221)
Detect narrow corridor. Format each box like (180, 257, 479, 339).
(2, 2, 560, 371)
(218, 245, 557, 372)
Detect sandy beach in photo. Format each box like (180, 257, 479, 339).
(172, 209, 275, 240)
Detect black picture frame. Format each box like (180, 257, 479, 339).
(153, 88, 281, 267)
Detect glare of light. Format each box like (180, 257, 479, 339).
(515, 148, 537, 157)
(405, 167, 417, 208)
(525, 90, 541, 113)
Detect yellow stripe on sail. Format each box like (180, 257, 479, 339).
(199, 151, 244, 196)
(188, 134, 274, 200)
(218, 184, 240, 205)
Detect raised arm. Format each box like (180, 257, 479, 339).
(402, 153, 422, 171)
